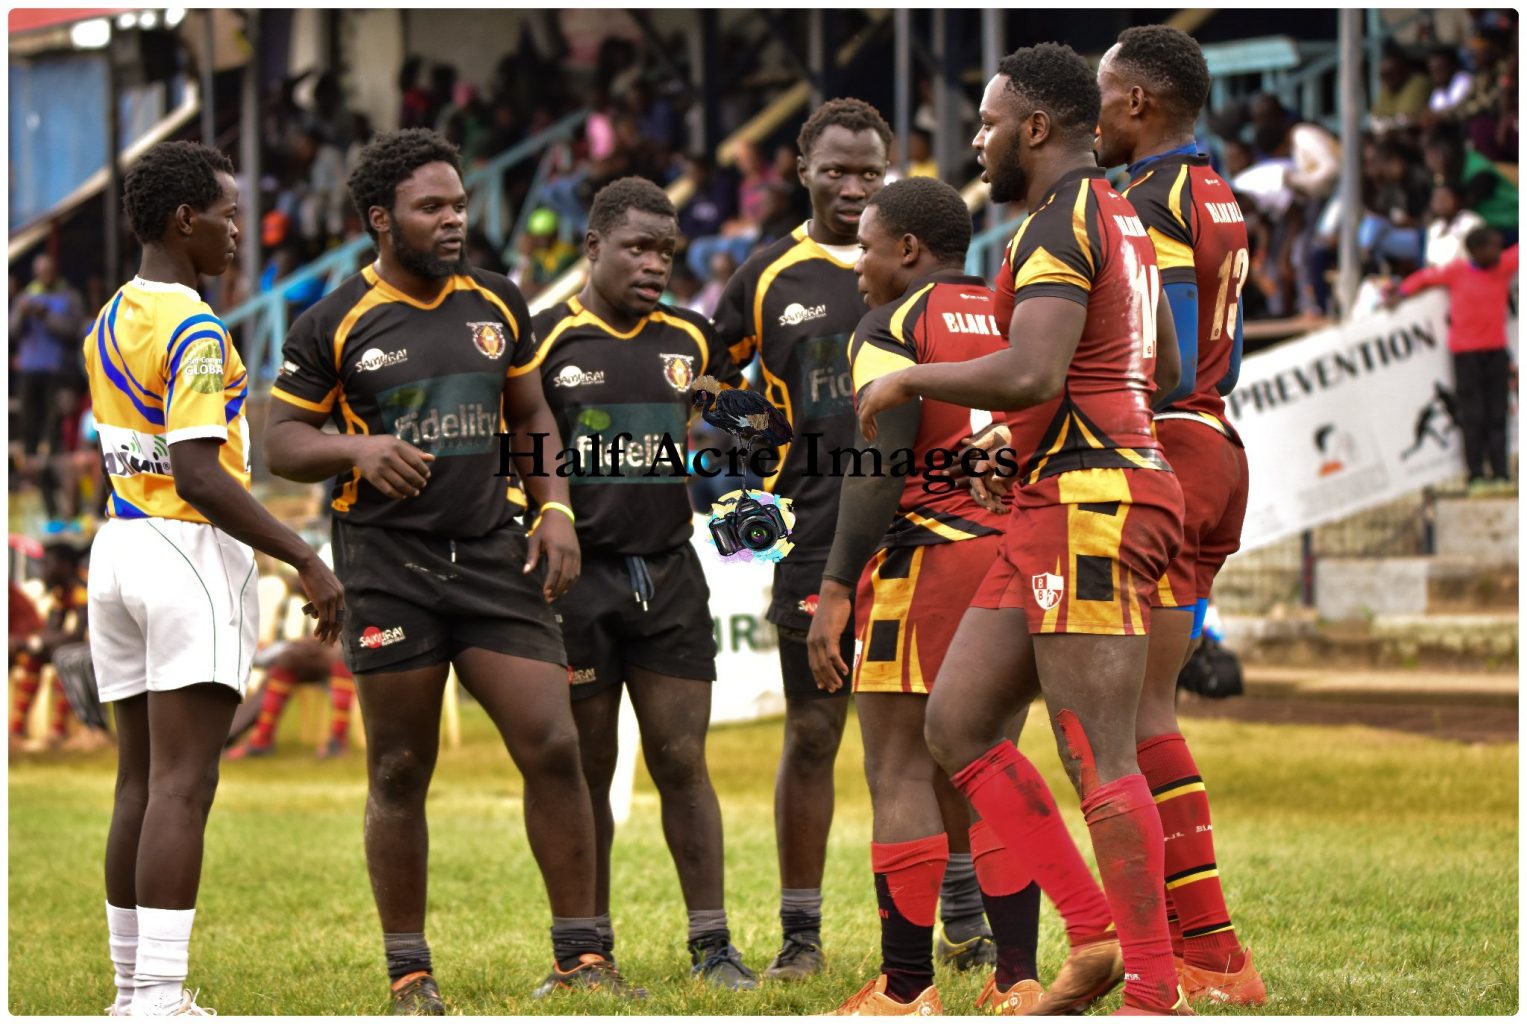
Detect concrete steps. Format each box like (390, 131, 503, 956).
(1223, 610, 1518, 672)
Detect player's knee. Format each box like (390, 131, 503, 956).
(369, 747, 435, 807)
(783, 707, 845, 768)
(644, 735, 709, 793)
(923, 702, 971, 774)
(146, 762, 220, 818)
(524, 723, 584, 780)
(579, 740, 620, 790)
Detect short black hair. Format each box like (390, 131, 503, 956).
(587, 176, 675, 237)
(867, 177, 972, 266)
(797, 97, 893, 161)
(347, 128, 462, 241)
(996, 43, 1101, 145)
(122, 141, 234, 245)
(1465, 225, 1502, 254)
(42, 541, 82, 569)
(1113, 25, 1211, 122)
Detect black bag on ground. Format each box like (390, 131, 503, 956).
(51, 642, 109, 731)
(1176, 634, 1244, 699)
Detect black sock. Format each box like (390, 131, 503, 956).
(939, 853, 986, 939)
(384, 932, 432, 982)
(875, 872, 934, 1003)
(550, 917, 604, 970)
(984, 881, 1041, 988)
(780, 887, 822, 937)
(594, 912, 614, 959)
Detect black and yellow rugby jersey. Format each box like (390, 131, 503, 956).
(272, 264, 539, 538)
(1123, 153, 1249, 439)
(712, 222, 866, 560)
(847, 270, 1007, 550)
(530, 296, 742, 556)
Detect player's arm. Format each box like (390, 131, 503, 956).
(505, 357, 579, 603)
(1150, 292, 1181, 409)
(810, 404, 919, 692)
(858, 296, 1085, 441)
(1155, 279, 1196, 407)
(169, 439, 343, 644)
(1219, 300, 1244, 396)
(1391, 263, 1449, 304)
(710, 260, 759, 370)
(264, 401, 434, 499)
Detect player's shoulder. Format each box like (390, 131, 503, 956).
(651, 300, 712, 334)
(290, 270, 376, 336)
(733, 228, 811, 283)
(461, 266, 528, 308)
(530, 298, 576, 336)
(852, 297, 898, 346)
(119, 278, 219, 334)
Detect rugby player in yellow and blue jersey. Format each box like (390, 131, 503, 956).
(83, 141, 342, 1017)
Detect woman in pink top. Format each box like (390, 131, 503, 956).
(1395, 227, 1519, 486)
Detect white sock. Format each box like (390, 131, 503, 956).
(132, 907, 195, 1015)
(106, 902, 137, 1013)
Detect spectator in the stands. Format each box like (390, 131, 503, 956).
(1423, 123, 1518, 244)
(1252, 94, 1341, 316)
(512, 208, 580, 302)
(398, 56, 432, 129)
(1424, 180, 1485, 268)
(1392, 227, 1518, 491)
(1360, 136, 1431, 272)
(690, 250, 738, 320)
(905, 129, 938, 179)
(1428, 46, 1474, 114)
(11, 254, 85, 521)
(1370, 48, 1432, 132)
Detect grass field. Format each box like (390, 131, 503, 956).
(8, 701, 1518, 1015)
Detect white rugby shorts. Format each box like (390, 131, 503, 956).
(88, 517, 259, 702)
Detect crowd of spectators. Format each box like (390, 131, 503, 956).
(1211, 10, 1517, 325)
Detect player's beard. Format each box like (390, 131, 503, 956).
(390, 221, 469, 279)
(986, 139, 1028, 205)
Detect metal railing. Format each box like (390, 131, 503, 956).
(224, 108, 589, 385)
(964, 216, 1023, 281)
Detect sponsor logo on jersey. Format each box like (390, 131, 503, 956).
(660, 352, 696, 392)
(180, 338, 225, 394)
(359, 625, 406, 649)
(554, 364, 606, 388)
(97, 423, 174, 477)
(279, 359, 300, 377)
(779, 302, 828, 327)
(1031, 572, 1064, 611)
(798, 594, 819, 617)
(393, 403, 498, 446)
(355, 348, 409, 373)
(469, 321, 507, 358)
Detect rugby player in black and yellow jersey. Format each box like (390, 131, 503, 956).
(264, 129, 633, 1011)
(530, 178, 755, 989)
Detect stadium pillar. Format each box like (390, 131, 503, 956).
(894, 9, 911, 173)
(806, 10, 838, 108)
(200, 12, 215, 145)
(981, 10, 1004, 85)
(240, 9, 262, 345)
(1337, 8, 1362, 318)
(931, 11, 964, 185)
(689, 11, 719, 156)
(104, 22, 121, 285)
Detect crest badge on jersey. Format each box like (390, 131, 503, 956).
(468, 321, 507, 359)
(1031, 572, 1064, 611)
(660, 353, 696, 392)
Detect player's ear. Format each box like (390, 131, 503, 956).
(585, 230, 600, 263)
(901, 232, 919, 267)
(173, 203, 196, 237)
(1130, 84, 1147, 117)
(797, 153, 810, 188)
(1028, 109, 1051, 147)
(367, 205, 390, 241)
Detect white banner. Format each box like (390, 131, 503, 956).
(1224, 289, 1518, 553)
(691, 517, 787, 722)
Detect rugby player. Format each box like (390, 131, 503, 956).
(808, 176, 1042, 1015)
(85, 140, 343, 1017)
(1096, 25, 1264, 1005)
(858, 44, 1189, 1014)
(530, 177, 755, 989)
(713, 98, 992, 980)
(264, 129, 629, 1012)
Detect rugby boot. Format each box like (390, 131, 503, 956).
(974, 975, 1044, 1015)
(763, 930, 825, 981)
(827, 975, 942, 1016)
(1114, 986, 1193, 1015)
(389, 971, 444, 1015)
(1029, 936, 1124, 1014)
(934, 921, 997, 972)
(531, 952, 646, 999)
(690, 940, 758, 990)
(1177, 948, 1266, 1006)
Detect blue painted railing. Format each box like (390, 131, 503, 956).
(225, 108, 588, 385)
(964, 217, 1024, 282)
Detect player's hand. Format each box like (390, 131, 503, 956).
(294, 551, 345, 646)
(946, 422, 1013, 483)
(526, 507, 580, 602)
(969, 471, 1014, 514)
(353, 435, 435, 500)
(857, 372, 914, 444)
(807, 581, 854, 693)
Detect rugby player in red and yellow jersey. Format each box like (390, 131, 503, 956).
(1096, 25, 1264, 1006)
(858, 45, 1187, 1015)
(807, 177, 1036, 1015)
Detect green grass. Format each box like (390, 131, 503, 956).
(9, 705, 1518, 1015)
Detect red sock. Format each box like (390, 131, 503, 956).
(251, 668, 295, 748)
(872, 833, 948, 1002)
(951, 742, 1114, 946)
(1081, 775, 1177, 1012)
(1165, 892, 1185, 959)
(328, 666, 355, 742)
(48, 676, 72, 738)
(1138, 733, 1244, 973)
(970, 819, 1040, 987)
(11, 657, 41, 735)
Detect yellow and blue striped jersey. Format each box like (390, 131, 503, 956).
(82, 277, 250, 522)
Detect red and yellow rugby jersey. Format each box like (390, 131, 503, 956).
(82, 277, 250, 522)
(848, 269, 1008, 547)
(992, 167, 1169, 485)
(1123, 153, 1249, 437)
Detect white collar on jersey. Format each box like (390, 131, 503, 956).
(129, 276, 203, 301)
